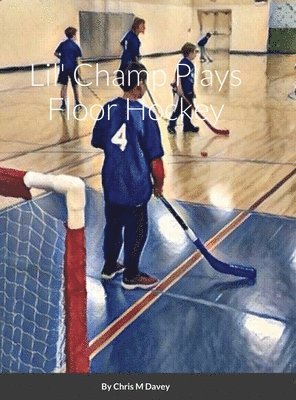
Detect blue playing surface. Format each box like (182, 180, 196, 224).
(1, 187, 295, 373)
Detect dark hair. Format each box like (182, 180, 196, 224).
(206, 32, 212, 37)
(181, 42, 196, 57)
(121, 62, 148, 91)
(65, 26, 77, 39)
(132, 17, 145, 31)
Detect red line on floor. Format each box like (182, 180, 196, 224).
(88, 166, 296, 360)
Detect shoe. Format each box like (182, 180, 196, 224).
(101, 262, 125, 280)
(183, 126, 199, 133)
(75, 103, 82, 111)
(200, 58, 206, 63)
(122, 272, 159, 290)
(60, 103, 66, 112)
(167, 126, 176, 134)
(207, 59, 213, 63)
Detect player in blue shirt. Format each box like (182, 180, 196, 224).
(54, 26, 82, 111)
(167, 42, 199, 134)
(197, 32, 212, 63)
(91, 62, 165, 290)
(117, 18, 145, 86)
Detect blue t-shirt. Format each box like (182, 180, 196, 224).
(91, 97, 164, 207)
(55, 39, 82, 71)
(177, 58, 195, 95)
(119, 30, 141, 68)
(198, 35, 209, 47)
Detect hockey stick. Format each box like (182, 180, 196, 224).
(182, 95, 229, 136)
(205, 48, 213, 63)
(159, 195, 256, 279)
(144, 83, 169, 121)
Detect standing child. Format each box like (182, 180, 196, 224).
(197, 32, 212, 63)
(54, 26, 82, 111)
(91, 62, 165, 290)
(117, 17, 146, 85)
(167, 42, 199, 134)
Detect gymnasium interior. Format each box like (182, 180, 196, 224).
(0, 0, 295, 379)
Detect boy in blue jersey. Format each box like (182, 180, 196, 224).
(54, 26, 82, 111)
(167, 42, 199, 134)
(197, 32, 212, 63)
(117, 17, 145, 85)
(91, 62, 165, 290)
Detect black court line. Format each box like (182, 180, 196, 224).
(45, 154, 101, 175)
(249, 166, 296, 210)
(0, 132, 92, 163)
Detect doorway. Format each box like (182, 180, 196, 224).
(197, 10, 231, 51)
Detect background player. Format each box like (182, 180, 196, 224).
(117, 17, 146, 84)
(167, 42, 199, 134)
(54, 26, 82, 111)
(197, 32, 212, 63)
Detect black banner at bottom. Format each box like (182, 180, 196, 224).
(1, 373, 295, 400)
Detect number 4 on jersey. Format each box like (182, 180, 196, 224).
(111, 123, 127, 151)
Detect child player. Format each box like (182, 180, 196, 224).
(197, 32, 212, 63)
(91, 62, 165, 290)
(54, 26, 82, 111)
(167, 42, 199, 134)
(117, 17, 146, 85)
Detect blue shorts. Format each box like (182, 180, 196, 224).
(57, 69, 78, 86)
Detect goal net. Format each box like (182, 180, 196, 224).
(0, 167, 89, 373)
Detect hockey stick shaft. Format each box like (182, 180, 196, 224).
(181, 95, 229, 135)
(205, 48, 213, 61)
(159, 195, 256, 279)
(144, 84, 168, 121)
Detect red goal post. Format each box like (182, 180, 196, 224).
(0, 167, 89, 373)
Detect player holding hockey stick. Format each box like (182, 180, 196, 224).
(91, 62, 165, 290)
(197, 32, 213, 63)
(167, 42, 199, 134)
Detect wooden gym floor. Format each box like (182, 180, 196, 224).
(0, 51, 296, 372)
